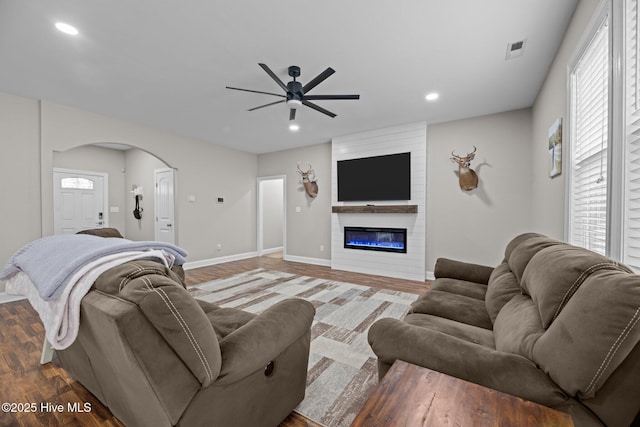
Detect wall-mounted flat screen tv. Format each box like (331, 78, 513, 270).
(337, 152, 411, 201)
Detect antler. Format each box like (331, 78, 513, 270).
(296, 161, 312, 175)
(451, 146, 476, 160)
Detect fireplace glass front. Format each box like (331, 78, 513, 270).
(343, 226, 407, 253)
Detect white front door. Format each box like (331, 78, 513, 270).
(154, 168, 175, 244)
(53, 169, 107, 234)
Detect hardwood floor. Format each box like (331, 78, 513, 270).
(0, 256, 428, 426)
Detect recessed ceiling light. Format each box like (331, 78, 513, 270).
(289, 123, 300, 132)
(425, 92, 439, 101)
(55, 22, 79, 36)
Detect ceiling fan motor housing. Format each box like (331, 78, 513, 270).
(287, 80, 304, 101)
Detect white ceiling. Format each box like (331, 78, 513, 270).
(0, 0, 578, 154)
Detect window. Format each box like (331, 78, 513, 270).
(568, 12, 610, 255)
(60, 177, 94, 190)
(623, 0, 640, 270)
(567, 0, 640, 271)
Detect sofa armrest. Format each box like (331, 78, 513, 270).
(368, 318, 569, 407)
(433, 257, 494, 285)
(215, 299, 315, 385)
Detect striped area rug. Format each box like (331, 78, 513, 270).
(188, 268, 417, 427)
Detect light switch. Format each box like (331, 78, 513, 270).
(188, 195, 196, 202)
(109, 207, 120, 213)
(295, 206, 301, 213)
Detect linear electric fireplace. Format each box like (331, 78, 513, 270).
(344, 226, 407, 253)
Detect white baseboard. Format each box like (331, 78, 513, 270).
(183, 251, 258, 270)
(283, 254, 332, 267)
(261, 246, 283, 255)
(0, 292, 26, 304)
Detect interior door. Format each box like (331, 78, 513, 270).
(154, 168, 175, 244)
(53, 169, 107, 234)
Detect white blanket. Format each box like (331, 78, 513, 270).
(1, 234, 187, 300)
(6, 250, 172, 350)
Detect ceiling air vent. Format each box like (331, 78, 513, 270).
(506, 39, 527, 60)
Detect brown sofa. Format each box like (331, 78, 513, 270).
(368, 233, 640, 427)
(56, 260, 315, 426)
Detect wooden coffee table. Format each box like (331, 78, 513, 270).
(352, 360, 574, 426)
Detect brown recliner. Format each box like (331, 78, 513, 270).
(56, 260, 315, 427)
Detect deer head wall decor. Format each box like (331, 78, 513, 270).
(296, 162, 318, 198)
(450, 146, 479, 191)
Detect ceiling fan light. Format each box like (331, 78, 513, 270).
(425, 92, 439, 101)
(287, 99, 302, 109)
(289, 123, 300, 132)
(55, 22, 79, 35)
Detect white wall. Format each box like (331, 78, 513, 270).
(38, 101, 258, 263)
(51, 145, 170, 240)
(53, 145, 127, 234)
(257, 112, 534, 276)
(0, 93, 258, 285)
(332, 122, 427, 281)
(257, 143, 332, 263)
(124, 148, 167, 241)
(530, 0, 601, 238)
(426, 109, 533, 269)
(0, 92, 41, 293)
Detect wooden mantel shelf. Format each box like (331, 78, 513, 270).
(332, 205, 418, 214)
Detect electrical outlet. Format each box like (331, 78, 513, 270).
(216, 244, 222, 251)
(320, 245, 324, 252)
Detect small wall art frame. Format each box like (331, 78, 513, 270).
(549, 117, 562, 178)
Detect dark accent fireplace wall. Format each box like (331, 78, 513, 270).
(344, 226, 407, 253)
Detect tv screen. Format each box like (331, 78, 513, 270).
(337, 152, 411, 201)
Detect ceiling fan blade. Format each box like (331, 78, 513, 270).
(289, 108, 296, 121)
(248, 99, 286, 111)
(304, 94, 360, 100)
(259, 63, 288, 93)
(302, 67, 335, 93)
(302, 100, 337, 118)
(226, 86, 286, 98)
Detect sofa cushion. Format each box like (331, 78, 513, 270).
(433, 258, 494, 284)
(410, 290, 493, 330)
(493, 294, 544, 358)
(521, 244, 631, 328)
(507, 236, 565, 284)
(404, 312, 495, 348)
(533, 269, 640, 399)
(429, 278, 487, 300)
(197, 300, 257, 341)
(485, 262, 521, 324)
(503, 232, 548, 260)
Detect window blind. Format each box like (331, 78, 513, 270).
(569, 17, 610, 255)
(623, 0, 640, 270)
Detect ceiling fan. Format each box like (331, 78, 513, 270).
(226, 63, 360, 121)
